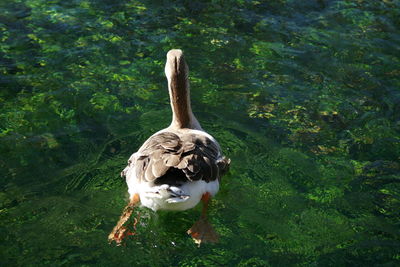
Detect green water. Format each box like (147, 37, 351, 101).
(1, 0, 400, 266)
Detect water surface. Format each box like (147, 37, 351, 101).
(1, 0, 400, 266)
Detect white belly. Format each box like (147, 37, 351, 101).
(127, 173, 219, 211)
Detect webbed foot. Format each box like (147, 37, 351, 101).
(187, 217, 219, 246)
(108, 194, 140, 245)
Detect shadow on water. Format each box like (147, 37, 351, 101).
(1, 0, 400, 266)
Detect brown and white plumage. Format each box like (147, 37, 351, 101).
(126, 131, 227, 184)
(109, 49, 230, 245)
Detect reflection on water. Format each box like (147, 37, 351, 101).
(1, 0, 399, 266)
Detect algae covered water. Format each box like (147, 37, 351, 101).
(1, 0, 399, 266)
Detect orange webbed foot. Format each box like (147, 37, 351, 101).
(187, 192, 219, 246)
(108, 194, 140, 245)
(187, 216, 219, 246)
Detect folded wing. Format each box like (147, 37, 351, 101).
(124, 132, 230, 184)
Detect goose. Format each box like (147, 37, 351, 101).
(108, 49, 230, 246)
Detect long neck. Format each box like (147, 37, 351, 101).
(166, 51, 200, 129)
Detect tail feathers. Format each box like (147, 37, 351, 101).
(148, 184, 190, 203)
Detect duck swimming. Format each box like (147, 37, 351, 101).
(108, 49, 230, 246)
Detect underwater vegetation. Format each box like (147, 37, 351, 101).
(1, 0, 399, 266)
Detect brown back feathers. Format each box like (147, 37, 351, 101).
(124, 132, 230, 184)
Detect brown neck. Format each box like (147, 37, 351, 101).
(165, 50, 199, 129)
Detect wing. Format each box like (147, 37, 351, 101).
(122, 131, 230, 183)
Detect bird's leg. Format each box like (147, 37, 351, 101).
(108, 193, 140, 245)
(187, 192, 219, 246)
